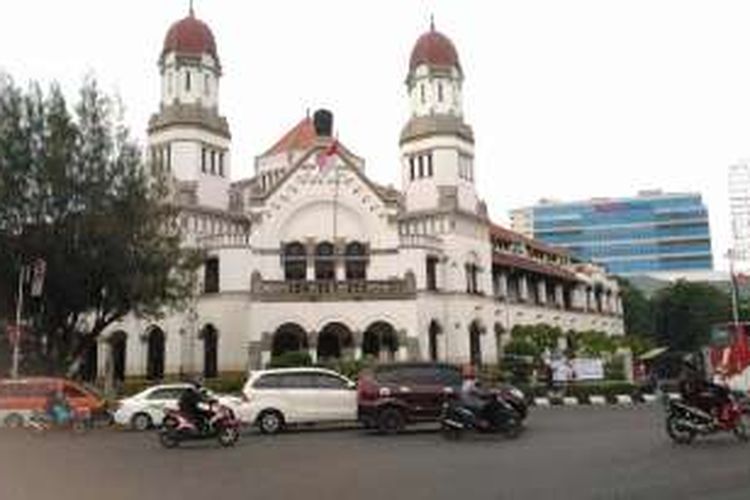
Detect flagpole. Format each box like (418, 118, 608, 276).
(332, 135, 339, 246)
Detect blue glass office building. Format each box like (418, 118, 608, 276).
(512, 192, 713, 275)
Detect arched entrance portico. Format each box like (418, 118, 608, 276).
(272, 323, 308, 357)
(363, 321, 399, 362)
(317, 322, 354, 361)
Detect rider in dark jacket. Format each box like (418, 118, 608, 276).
(178, 381, 212, 432)
(679, 358, 731, 419)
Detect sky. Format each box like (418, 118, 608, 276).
(2, 0, 749, 271)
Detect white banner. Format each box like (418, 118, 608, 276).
(551, 358, 604, 382)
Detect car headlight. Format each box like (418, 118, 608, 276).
(509, 388, 524, 400)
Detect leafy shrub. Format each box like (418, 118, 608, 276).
(267, 350, 312, 368)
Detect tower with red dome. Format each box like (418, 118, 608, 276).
(148, 5, 231, 210)
(400, 20, 481, 217)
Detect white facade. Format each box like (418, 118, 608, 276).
(97, 15, 624, 382)
(730, 162, 750, 271)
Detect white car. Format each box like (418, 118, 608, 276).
(113, 383, 249, 431)
(243, 368, 357, 434)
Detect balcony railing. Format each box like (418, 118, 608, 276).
(251, 278, 416, 302)
(196, 233, 251, 249)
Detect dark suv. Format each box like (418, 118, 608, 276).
(357, 362, 527, 434)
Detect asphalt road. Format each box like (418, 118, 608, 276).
(1, 405, 750, 500)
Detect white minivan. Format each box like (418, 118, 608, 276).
(243, 368, 357, 434)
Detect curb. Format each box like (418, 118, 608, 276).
(530, 392, 679, 408)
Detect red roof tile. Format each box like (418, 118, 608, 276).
(262, 117, 318, 156)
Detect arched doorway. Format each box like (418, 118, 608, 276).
(428, 320, 442, 361)
(109, 331, 127, 383)
(201, 325, 218, 379)
(145, 327, 165, 380)
(80, 339, 98, 382)
(469, 320, 484, 367)
(363, 321, 399, 361)
(317, 322, 354, 361)
(272, 323, 308, 356)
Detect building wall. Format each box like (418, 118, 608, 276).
(518, 192, 713, 275)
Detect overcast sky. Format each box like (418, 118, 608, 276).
(2, 0, 748, 270)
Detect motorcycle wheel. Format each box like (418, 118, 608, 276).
(158, 429, 180, 449)
(72, 418, 90, 435)
(503, 417, 523, 439)
(441, 423, 462, 441)
(217, 426, 240, 447)
(666, 415, 696, 445)
(732, 413, 750, 442)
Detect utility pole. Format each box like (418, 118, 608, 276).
(11, 265, 28, 379)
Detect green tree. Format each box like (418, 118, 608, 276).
(0, 75, 201, 376)
(617, 277, 654, 337)
(652, 280, 731, 352)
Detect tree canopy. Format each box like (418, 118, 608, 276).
(0, 75, 201, 376)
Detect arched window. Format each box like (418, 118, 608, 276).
(145, 327, 165, 380)
(185, 71, 191, 92)
(315, 242, 336, 281)
(109, 331, 127, 383)
(420, 83, 425, 104)
(201, 325, 218, 379)
(438, 82, 443, 102)
(345, 241, 367, 281)
(469, 321, 483, 367)
(283, 242, 307, 281)
(204, 74, 210, 96)
(428, 320, 442, 361)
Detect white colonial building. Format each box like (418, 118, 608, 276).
(96, 10, 624, 382)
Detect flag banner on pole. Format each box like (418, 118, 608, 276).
(30, 258, 46, 297)
(315, 140, 338, 174)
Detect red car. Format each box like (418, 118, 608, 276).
(357, 362, 528, 434)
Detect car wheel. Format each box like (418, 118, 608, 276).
(130, 413, 153, 432)
(377, 408, 405, 435)
(258, 410, 284, 435)
(4, 413, 25, 429)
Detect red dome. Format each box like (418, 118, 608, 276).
(409, 28, 461, 72)
(162, 13, 218, 61)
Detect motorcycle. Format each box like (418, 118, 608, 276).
(27, 407, 92, 435)
(440, 394, 523, 440)
(158, 400, 241, 448)
(665, 390, 750, 444)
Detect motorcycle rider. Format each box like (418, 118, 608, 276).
(458, 365, 494, 427)
(679, 356, 731, 421)
(178, 380, 214, 432)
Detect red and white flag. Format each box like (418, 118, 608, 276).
(315, 140, 338, 173)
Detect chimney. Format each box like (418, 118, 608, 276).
(313, 109, 333, 137)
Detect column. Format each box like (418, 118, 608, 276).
(537, 279, 547, 305)
(587, 288, 594, 312)
(499, 272, 509, 299)
(555, 283, 564, 308)
(519, 275, 529, 302)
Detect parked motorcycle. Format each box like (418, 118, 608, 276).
(158, 401, 241, 448)
(27, 408, 92, 435)
(665, 391, 750, 444)
(440, 395, 523, 440)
